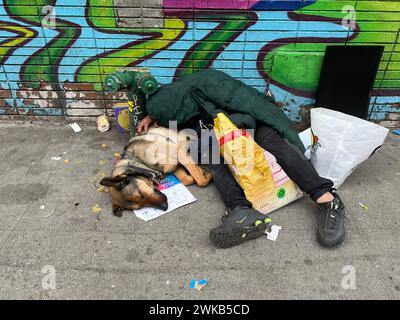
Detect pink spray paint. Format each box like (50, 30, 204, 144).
(163, 0, 259, 10)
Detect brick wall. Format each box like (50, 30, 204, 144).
(0, 0, 399, 126)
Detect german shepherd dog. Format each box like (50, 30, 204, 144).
(100, 126, 212, 216)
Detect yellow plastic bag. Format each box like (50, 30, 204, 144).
(214, 113, 302, 214)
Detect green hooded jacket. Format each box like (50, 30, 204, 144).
(146, 69, 305, 152)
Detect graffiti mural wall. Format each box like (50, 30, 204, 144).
(0, 0, 399, 125)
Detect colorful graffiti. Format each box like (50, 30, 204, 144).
(0, 0, 399, 124)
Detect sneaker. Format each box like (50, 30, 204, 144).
(209, 206, 272, 248)
(317, 192, 346, 247)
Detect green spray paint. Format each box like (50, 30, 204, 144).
(174, 13, 255, 79)
(76, 0, 185, 90)
(5, 0, 80, 89)
(262, 1, 400, 96)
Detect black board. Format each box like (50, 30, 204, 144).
(315, 45, 384, 119)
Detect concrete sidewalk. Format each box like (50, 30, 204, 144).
(0, 121, 399, 300)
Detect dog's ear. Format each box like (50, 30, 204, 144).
(99, 176, 128, 191)
(124, 166, 159, 180)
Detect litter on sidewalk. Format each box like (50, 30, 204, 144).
(189, 277, 207, 291)
(68, 122, 82, 133)
(393, 129, 400, 136)
(97, 115, 110, 132)
(358, 202, 369, 211)
(92, 205, 102, 214)
(134, 174, 196, 221)
(265, 225, 282, 241)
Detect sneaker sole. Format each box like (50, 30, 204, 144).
(209, 223, 269, 249)
(317, 231, 346, 248)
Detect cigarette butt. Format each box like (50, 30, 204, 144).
(358, 202, 368, 210)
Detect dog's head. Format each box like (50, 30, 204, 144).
(100, 167, 168, 217)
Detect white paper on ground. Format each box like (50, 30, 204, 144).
(265, 225, 282, 241)
(298, 128, 312, 160)
(134, 174, 197, 221)
(69, 122, 82, 133)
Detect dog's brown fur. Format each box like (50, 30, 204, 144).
(100, 126, 212, 216)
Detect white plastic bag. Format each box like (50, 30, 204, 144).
(310, 108, 389, 188)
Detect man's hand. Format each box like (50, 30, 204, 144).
(137, 115, 158, 134)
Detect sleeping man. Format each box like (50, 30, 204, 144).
(137, 69, 346, 249)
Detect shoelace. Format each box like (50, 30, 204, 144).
(324, 201, 342, 231)
(330, 191, 351, 224)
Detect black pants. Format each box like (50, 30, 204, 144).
(196, 122, 333, 209)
